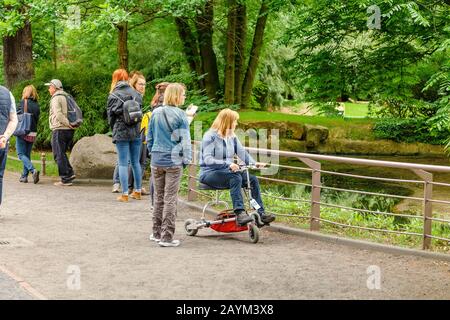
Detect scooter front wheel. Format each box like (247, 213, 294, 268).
(185, 219, 198, 236)
(249, 224, 259, 244)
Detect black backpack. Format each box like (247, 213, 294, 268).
(53, 93, 83, 128)
(111, 93, 142, 125)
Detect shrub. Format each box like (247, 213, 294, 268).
(373, 118, 449, 145)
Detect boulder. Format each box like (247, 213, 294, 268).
(305, 125, 329, 149)
(69, 134, 117, 179)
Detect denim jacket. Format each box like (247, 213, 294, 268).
(147, 105, 192, 166)
(199, 129, 256, 176)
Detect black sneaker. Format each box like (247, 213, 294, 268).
(261, 213, 276, 225)
(236, 212, 253, 226)
(32, 170, 40, 184)
(19, 176, 28, 183)
(64, 174, 77, 182)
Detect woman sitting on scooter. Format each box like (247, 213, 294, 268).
(199, 109, 276, 226)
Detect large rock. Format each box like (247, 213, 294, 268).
(305, 125, 329, 149)
(69, 134, 117, 179)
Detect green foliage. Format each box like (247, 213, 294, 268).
(285, 0, 450, 104)
(368, 97, 439, 119)
(373, 118, 449, 145)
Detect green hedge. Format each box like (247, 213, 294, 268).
(373, 118, 449, 145)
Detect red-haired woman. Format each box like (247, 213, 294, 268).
(107, 69, 143, 202)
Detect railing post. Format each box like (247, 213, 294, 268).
(41, 153, 46, 176)
(188, 143, 198, 202)
(413, 169, 433, 250)
(299, 157, 321, 231)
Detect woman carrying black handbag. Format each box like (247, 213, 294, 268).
(16, 85, 40, 184)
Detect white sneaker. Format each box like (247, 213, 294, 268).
(149, 234, 161, 242)
(159, 240, 181, 247)
(112, 183, 120, 193)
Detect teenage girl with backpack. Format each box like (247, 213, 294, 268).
(107, 69, 143, 202)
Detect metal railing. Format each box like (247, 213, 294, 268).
(185, 142, 450, 250)
(8, 153, 51, 176)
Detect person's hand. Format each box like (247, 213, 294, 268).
(186, 104, 198, 117)
(229, 163, 240, 172)
(0, 136, 7, 149)
(255, 162, 267, 169)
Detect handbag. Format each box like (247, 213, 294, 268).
(13, 99, 32, 137)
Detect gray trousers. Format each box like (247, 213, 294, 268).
(152, 166, 183, 242)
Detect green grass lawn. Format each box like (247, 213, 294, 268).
(197, 110, 373, 126)
(344, 102, 370, 117)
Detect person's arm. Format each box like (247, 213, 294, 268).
(0, 93, 19, 148)
(146, 114, 155, 153)
(36, 102, 41, 126)
(53, 96, 71, 127)
(179, 113, 192, 165)
(107, 93, 125, 116)
(2, 112, 18, 139)
(235, 137, 256, 165)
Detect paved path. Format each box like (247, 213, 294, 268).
(0, 171, 449, 300)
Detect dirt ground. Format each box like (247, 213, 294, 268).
(0, 171, 450, 300)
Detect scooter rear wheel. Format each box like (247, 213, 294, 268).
(184, 219, 198, 236)
(249, 224, 259, 244)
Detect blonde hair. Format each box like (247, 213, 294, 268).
(211, 108, 239, 137)
(22, 85, 39, 100)
(163, 83, 186, 107)
(129, 74, 146, 93)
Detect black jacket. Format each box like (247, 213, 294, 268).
(107, 81, 143, 143)
(17, 98, 40, 133)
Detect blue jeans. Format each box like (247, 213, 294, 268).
(0, 145, 8, 205)
(16, 137, 35, 177)
(199, 169, 265, 216)
(113, 162, 120, 184)
(116, 138, 142, 194)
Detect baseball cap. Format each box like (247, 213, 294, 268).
(44, 79, 63, 89)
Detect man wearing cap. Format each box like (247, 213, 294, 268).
(0, 85, 18, 206)
(45, 79, 76, 186)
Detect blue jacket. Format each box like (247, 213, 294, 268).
(199, 130, 256, 176)
(0, 86, 12, 135)
(147, 105, 192, 166)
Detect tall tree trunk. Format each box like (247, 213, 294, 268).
(52, 23, 57, 71)
(234, 2, 247, 105)
(241, 0, 269, 108)
(196, 0, 220, 101)
(117, 22, 128, 70)
(175, 17, 204, 90)
(2, 20, 34, 88)
(224, 0, 237, 104)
